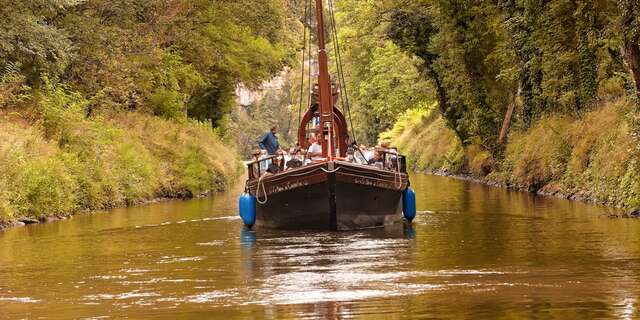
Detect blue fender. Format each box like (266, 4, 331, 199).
(239, 193, 257, 228)
(402, 187, 417, 222)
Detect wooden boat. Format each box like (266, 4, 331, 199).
(241, 0, 412, 231)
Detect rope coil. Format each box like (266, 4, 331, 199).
(256, 174, 268, 205)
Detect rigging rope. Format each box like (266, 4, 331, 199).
(297, 0, 310, 128)
(327, 0, 359, 145)
(306, 2, 313, 130)
(326, 0, 368, 161)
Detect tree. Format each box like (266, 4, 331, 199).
(620, 0, 640, 101)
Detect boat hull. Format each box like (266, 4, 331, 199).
(246, 161, 409, 231)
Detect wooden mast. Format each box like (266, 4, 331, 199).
(314, 0, 335, 159)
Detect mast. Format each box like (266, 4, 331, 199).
(314, 0, 335, 159)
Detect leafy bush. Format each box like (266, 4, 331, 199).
(383, 97, 640, 207)
(10, 157, 78, 219)
(0, 82, 240, 223)
(382, 106, 465, 173)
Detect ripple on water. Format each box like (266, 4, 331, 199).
(157, 256, 205, 264)
(196, 240, 225, 246)
(185, 290, 236, 304)
(83, 291, 161, 301)
(0, 297, 41, 303)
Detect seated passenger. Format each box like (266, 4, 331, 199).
(308, 141, 323, 161)
(345, 147, 355, 162)
(363, 147, 375, 162)
(300, 149, 312, 165)
(353, 149, 368, 165)
(266, 162, 281, 174)
(386, 146, 399, 170)
(259, 150, 271, 173)
(368, 149, 384, 168)
(251, 149, 261, 161)
(286, 149, 304, 169)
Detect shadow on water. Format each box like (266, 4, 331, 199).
(0, 173, 639, 319)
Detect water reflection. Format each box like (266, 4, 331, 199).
(0, 174, 639, 319)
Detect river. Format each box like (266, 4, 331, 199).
(1, 174, 639, 319)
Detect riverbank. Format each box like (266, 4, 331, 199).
(383, 97, 640, 209)
(0, 97, 241, 231)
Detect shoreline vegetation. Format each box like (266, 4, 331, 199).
(1, 2, 300, 230)
(0, 83, 241, 231)
(333, 1, 640, 213)
(382, 97, 640, 210)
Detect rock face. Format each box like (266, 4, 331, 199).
(235, 70, 288, 107)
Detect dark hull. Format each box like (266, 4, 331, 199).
(246, 161, 409, 231)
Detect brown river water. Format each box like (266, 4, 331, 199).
(1, 174, 639, 319)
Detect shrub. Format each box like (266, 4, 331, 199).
(382, 106, 464, 172)
(0, 85, 240, 222)
(10, 157, 78, 219)
(382, 96, 640, 207)
(150, 88, 186, 121)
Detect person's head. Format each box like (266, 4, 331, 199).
(373, 148, 383, 160)
(270, 125, 278, 134)
(252, 149, 261, 160)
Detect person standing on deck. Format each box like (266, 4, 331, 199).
(259, 126, 280, 155)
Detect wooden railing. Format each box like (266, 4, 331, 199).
(380, 151, 407, 174)
(247, 156, 285, 180)
(246, 151, 407, 180)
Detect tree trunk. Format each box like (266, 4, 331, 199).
(625, 38, 640, 99)
(424, 64, 469, 144)
(498, 99, 516, 145)
(621, 0, 640, 101)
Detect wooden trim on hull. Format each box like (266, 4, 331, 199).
(247, 161, 409, 231)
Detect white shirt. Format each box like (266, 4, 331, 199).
(353, 152, 368, 165)
(308, 143, 322, 160)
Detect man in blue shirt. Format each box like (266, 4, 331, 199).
(259, 125, 280, 155)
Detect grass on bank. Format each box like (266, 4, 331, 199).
(0, 83, 241, 224)
(382, 98, 640, 208)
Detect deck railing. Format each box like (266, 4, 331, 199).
(246, 156, 284, 180)
(380, 151, 407, 174)
(247, 151, 407, 180)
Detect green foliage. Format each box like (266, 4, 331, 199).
(344, 0, 640, 206)
(2, 0, 299, 126)
(333, 0, 433, 144)
(11, 157, 78, 219)
(150, 89, 185, 121)
(0, 0, 301, 223)
(176, 147, 214, 196)
(381, 106, 465, 173)
(0, 83, 240, 222)
(0, 1, 73, 83)
(0, 62, 32, 109)
(338, 0, 637, 155)
(386, 98, 640, 208)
